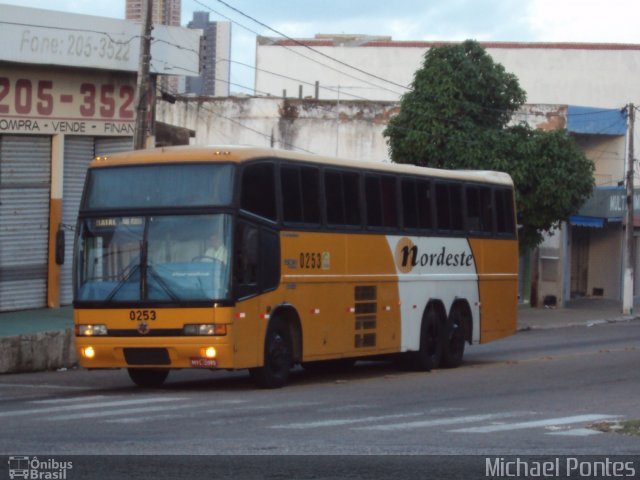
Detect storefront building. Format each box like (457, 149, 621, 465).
(0, 4, 199, 311)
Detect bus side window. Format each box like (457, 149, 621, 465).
(417, 180, 433, 230)
(300, 166, 321, 224)
(435, 182, 463, 232)
(365, 175, 383, 227)
(325, 170, 361, 227)
(401, 178, 418, 229)
(466, 185, 493, 233)
(241, 163, 277, 221)
(495, 188, 516, 234)
(381, 175, 398, 228)
(235, 221, 259, 298)
(235, 221, 280, 299)
(281, 165, 321, 226)
(260, 228, 280, 291)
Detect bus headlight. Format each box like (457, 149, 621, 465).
(76, 324, 108, 336)
(184, 324, 227, 336)
(200, 347, 217, 359)
(82, 346, 96, 359)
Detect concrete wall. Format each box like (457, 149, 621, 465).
(588, 224, 623, 299)
(575, 134, 626, 187)
(157, 96, 398, 161)
(157, 96, 568, 161)
(0, 330, 76, 373)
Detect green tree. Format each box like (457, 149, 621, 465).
(384, 40, 594, 251)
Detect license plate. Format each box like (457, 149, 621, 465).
(190, 357, 217, 368)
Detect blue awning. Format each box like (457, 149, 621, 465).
(567, 106, 627, 136)
(569, 215, 605, 228)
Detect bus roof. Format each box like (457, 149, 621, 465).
(90, 145, 513, 186)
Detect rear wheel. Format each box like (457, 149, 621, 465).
(410, 307, 445, 371)
(250, 317, 293, 388)
(127, 368, 169, 388)
(441, 308, 467, 368)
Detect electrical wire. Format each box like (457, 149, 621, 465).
(0, 20, 139, 45)
(191, 0, 407, 98)
(209, 0, 410, 92)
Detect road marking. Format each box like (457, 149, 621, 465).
(0, 396, 186, 418)
(0, 383, 91, 390)
(450, 414, 620, 433)
(547, 428, 603, 436)
(354, 412, 531, 431)
(106, 413, 184, 424)
(47, 404, 184, 421)
(31, 395, 109, 404)
(244, 401, 321, 411)
(205, 400, 318, 415)
(51, 400, 220, 422)
(271, 412, 424, 429)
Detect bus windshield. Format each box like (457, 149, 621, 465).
(75, 214, 231, 304)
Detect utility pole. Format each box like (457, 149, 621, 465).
(623, 103, 635, 314)
(335, 85, 340, 156)
(134, 0, 153, 150)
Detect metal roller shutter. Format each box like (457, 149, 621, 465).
(0, 135, 51, 311)
(94, 137, 133, 157)
(60, 136, 94, 305)
(59, 136, 132, 305)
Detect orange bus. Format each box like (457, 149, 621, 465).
(73, 146, 518, 388)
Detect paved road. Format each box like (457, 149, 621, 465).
(1, 321, 639, 477)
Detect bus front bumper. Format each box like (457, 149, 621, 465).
(75, 336, 235, 370)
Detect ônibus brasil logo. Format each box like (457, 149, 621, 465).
(394, 237, 474, 274)
(8, 456, 72, 480)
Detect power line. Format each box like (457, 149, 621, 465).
(191, 0, 407, 98)
(209, 0, 410, 92)
(159, 84, 318, 154)
(0, 20, 139, 45)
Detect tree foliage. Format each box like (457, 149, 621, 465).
(384, 40, 595, 250)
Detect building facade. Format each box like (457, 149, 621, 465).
(0, 4, 199, 312)
(126, 0, 181, 26)
(186, 12, 231, 97)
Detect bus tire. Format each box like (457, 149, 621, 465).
(250, 317, 293, 389)
(127, 368, 169, 388)
(441, 308, 467, 368)
(411, 307, 445, 371)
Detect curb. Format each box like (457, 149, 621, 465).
(517, 315, 640, 332)
(0, 329, 77, 374)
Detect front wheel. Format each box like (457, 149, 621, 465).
(127, 368, 169, 388)
(249, 318, 293, 388)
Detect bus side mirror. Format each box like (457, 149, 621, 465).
(55, 227, 65, 265)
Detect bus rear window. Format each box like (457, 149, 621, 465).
(83, 164, 234, 209)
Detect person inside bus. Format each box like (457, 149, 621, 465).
(202, 229, 228, 264)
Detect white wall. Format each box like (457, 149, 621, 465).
(256, 40, 640, 108)
(157, 97, 398, 162)
(157, 97, 572, 162)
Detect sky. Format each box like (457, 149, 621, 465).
(2, 0, 640, 94)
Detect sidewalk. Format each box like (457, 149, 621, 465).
(517, 297, 639, 330)
(0, 299, 637, 374)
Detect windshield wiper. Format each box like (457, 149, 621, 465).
(104, 262, 140, 302)
(105, 241, 143, 302)
(146, 264, 181, 302)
